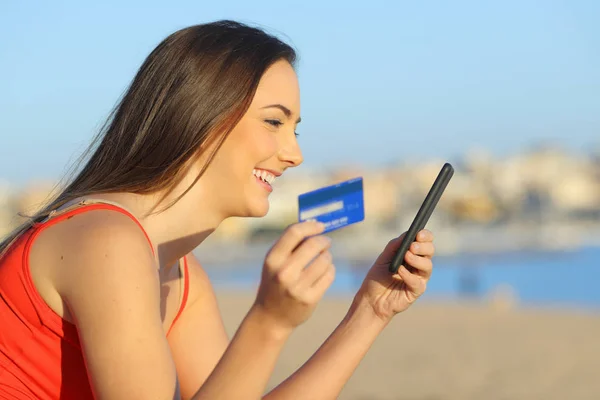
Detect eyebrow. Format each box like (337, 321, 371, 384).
(261, 104, 302, 123)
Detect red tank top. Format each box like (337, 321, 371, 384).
(0, 202, 190, 399)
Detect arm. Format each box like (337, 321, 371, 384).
(265, 232, 436, 400)
(191, 305, 292, 399)
(56, 213, 181, 400)
(264, 299, 388, 400)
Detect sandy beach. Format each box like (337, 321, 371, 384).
(215, 290, 600, 400)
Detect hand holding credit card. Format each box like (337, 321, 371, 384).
(298, 177, 365, 233)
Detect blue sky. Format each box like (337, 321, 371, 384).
(1, 0, 599, 184)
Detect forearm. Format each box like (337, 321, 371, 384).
(264, 298, 389, 400)
(192, 305, 291, 400)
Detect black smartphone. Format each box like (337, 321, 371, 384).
(389, 162, 454, 274)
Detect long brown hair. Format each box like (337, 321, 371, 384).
(0, 20, 296, 256)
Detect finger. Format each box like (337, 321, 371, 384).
(398, 266, 427, 297)
(276, 236, 331, 283)
(296, 250, 333, 290)
(304, 264, 336, 303)
(416, 229, 434, 243)
(266, 221, 325, 267)
(404, 250, 433, 278)
(410, 241, 435, 258)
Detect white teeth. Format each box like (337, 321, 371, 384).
(253, 169, 276, 185)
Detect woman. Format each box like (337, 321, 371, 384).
(0, 20, 435, 399)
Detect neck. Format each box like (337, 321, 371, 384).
(84, 189, 226, 268)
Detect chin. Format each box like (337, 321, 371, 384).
(249, 201, 270, 218)
(237, 199, 270, 218)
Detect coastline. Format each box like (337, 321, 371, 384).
(195, 222, 600, 265)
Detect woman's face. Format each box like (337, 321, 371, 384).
(199, 59, 303, 219)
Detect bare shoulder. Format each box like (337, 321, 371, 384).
(41, 208, 152, 258)
(30, 208, 157, 309)
(35, 208, 154, 266)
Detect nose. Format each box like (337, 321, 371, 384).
(278, 137, 304, 168)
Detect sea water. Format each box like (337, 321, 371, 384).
(203, 246, 600, 311)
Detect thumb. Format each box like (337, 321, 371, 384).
(374, 233, 406, 265)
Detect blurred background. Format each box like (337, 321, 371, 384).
(2, 1, 599, 398)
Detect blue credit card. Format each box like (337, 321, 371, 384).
(298, 177, 365, 233)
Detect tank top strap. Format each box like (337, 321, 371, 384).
(167, 256, 190, 336)
(41, 198, 155, 256)
(43, 198, 136, 222)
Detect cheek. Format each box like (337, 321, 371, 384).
(251, 131, 278, 160)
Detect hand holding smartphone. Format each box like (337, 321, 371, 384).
(389, 163, 454, 274)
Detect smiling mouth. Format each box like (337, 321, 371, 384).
(253, 168, 276, 193)
(253, 169, 276, 185)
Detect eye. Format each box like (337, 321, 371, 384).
(265, 119, 299, 138)
(265, 119, 283, 128)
